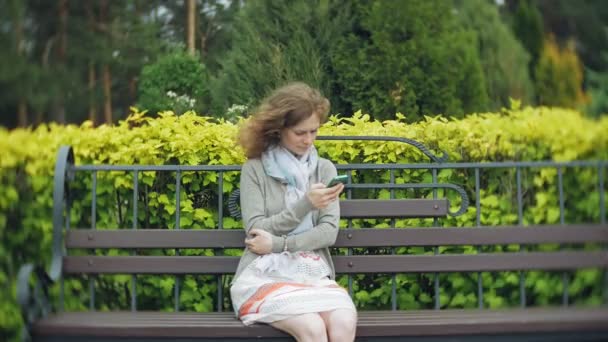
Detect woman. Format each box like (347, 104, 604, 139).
(230, 82, 357, 342)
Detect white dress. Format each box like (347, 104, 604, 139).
(230, 251, 356, 325)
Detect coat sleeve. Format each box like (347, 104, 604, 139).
(239, 160, 315, 252)
(284, 159, 340, 252)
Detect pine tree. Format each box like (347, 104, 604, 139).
(209, 0, 353, 115)
(511, 0, 544, 76)
(0, 1, 170, 127)
(586, 65, 608, 117)
(331, 0, 488, 120)
(455, 0, 535, 109)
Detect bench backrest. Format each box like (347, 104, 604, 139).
(50, 145, 608, 312)
(63, 197, 608, 276)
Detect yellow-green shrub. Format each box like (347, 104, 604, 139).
(535, 36, 588, 108)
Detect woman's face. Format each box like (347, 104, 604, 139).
(280, 114, 320, 156)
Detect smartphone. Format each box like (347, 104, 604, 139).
(327, 174, 348, 188)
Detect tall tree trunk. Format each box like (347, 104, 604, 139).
(18, 103, 27, 127)
(87, 1, 97, 125)
(100, 0, 112, 124)
(88, 62, 98, 125)
(54, 0, 68, 124)
(14, 1, 28, 126)
(187, 0, 196, 55)
(58, 0, 67, 58)
(102, 64, 112, 124)
(128, 76, 137, 114)
(199, 34, 207, 62)
(37, 37, 55, 125)
(35, 110, 45, 125)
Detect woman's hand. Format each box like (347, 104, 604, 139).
(306, 182, 344, 209)
(245, 229, 273, 255)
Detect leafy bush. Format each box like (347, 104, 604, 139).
(1, 106, 607, 340)
(137, 50, 209, 115)
(585, 65, 608, 117)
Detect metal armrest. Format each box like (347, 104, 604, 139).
(17, 263, 54, 341)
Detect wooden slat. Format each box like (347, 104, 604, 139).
(63, 256, 240, 274)
(63, 251, 608, 275)
(335, 225, 608, 247)
(33, 308, 608, 338)
(340, 199, 448, 218)
(66, 225, 608, 249)
(332, 251, 608, 273)
(66, 229, 245, 249)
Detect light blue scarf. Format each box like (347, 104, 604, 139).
(261, 145, 318, 236)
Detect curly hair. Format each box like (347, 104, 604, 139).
(238, 82, 330, 159)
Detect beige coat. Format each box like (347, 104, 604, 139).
(233, 157, 340, 281)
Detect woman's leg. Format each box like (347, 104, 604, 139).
(319, 309, 357, 342)
(270, 313, 328, 342)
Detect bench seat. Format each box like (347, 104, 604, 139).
(33, 307, 608, 340)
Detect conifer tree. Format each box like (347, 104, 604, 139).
(332, 0, 488, 120)
(511, 0, 544, 77)
(535, 37, 587, 108)
(455, 0, 535, 109)
(209, 0, 352, 115)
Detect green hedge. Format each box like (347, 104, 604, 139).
(1, 106, 607, 341)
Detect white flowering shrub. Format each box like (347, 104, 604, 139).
(224, 104, 249, 122)
(166, 91, 197, 115)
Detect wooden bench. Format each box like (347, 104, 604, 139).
(18, 145, 608, 341)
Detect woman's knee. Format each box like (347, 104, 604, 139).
(300, 315, 328, 341)
(322, 309, 357, 341)
(271, 313, 327, 342)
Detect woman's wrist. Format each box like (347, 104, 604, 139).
(292, 196, 314, 218)
(270, 234, 285, 253)
(282, 235, 288, 252)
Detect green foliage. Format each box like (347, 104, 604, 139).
(3, 0, 608, 129)
(209, 0, 352, 115)
(138, 50, 209, 115)
(585, 58, 608, 117)
(455, 0, 535, 110)
(160, 0, 242, 72)
(0, 1, 169, 127)
(0, 263, 20, 342)
(0, 0, 62, 125)
(534, 0, 608, 72)
(1, 106, 607, 340)
(331, 0, 489, 121)
(511, 0, 544, 70)
(534, 37, 587, 108)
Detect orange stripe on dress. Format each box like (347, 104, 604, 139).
(238, 282, 344, 317)
(239, 282, 311, 317)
